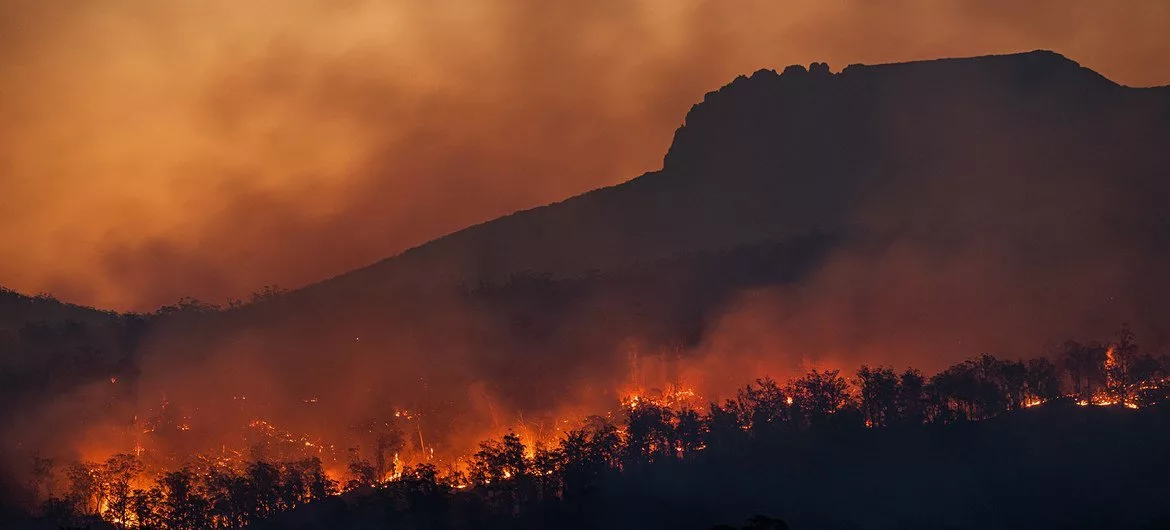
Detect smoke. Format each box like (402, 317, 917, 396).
(2, 1, 1170, 513)
(1, 0, 1168, 311)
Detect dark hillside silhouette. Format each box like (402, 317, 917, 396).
(295, 50, 1168, 296)
(0, 287, 118, 330)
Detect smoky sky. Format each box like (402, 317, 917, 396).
(2, 0, 1169, 311)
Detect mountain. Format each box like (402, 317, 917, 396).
(5, 51, 1170, 464)
(292, 50, 1168, 304)
(117, 49, 1164, 428)
(235, 49, 1170, 373)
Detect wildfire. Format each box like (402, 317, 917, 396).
(1074, 392, 1140, 409)
(36, 344, 1170, 530)
(1104, 346, 1117, 371)
(621, 385, 702, 411)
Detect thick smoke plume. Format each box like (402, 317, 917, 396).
(2, 1, 1170, 516)
(2, 0, 1169, 310)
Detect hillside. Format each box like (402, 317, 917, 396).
(0, 287, 118, 331)
(290, 50, 1169, 303)
(4, 51, 1170, 487)
(220, 50, 1170, 376)
(122, 50, 1170, 440)
(204, 50, 1170, 380)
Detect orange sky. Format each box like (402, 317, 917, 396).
(2, 0, 1168, 311)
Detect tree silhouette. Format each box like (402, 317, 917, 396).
(997, 358, 1028, 410)
(1109, 324, 1139, 402)
(895, 368, 928, 426)
(1025, 357, 1063, 401)
(129, 487, 163, 529)
(675, 408, 705, 457)
(707, 398, 749, 449)
(558, 417, 621, 499)
(345, 457, 377, 491)
(738, 377, 790, 434)
(248, 460, 282, 521)
(64, 461, 102, 516)
(530, 443, 563, 500)
(102, 453, 142, 527)
(470, 431, 528, 484)
(1062, 340, 1108, 400)
(298, 457, 338, 503)
(159, 468, 210, 530)
(788, 369, 851, 429)
(623, 401, 675, 465)
(858, 366, 899, 428)
(29, 455, 55, 503)
(348, 418, 405, 482)
(931, 356, 1012, 420)
(204, 464, 249, 528)
(469, 431, 529, 515)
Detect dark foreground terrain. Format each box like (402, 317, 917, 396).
(8, 392, 1169, 530)
(255, 403, 1170, 530)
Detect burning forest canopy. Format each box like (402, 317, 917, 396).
(2, 50, 1170, 528)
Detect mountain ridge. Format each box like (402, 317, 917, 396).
(4, 50, 1170, 483)
(286, 50, 1167, 310)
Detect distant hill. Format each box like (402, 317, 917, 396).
(0, 287, 118, 331)
(0, 287, 138, 454)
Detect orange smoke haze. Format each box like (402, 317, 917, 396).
(2, 0, 1169, 311)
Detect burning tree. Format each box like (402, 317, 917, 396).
(23, 325, 1170, 529)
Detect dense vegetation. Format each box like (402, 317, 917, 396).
(8, 325, 1170, 530)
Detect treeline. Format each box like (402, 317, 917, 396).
(22, 326, 1170, 529)
(35, 457, 336, 529)
(0, 288, 287, 399)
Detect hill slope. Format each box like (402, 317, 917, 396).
(294, 50, 1169, 305)
(122, 49, 1167, 442)
(230, 49, 1170, 382)
(5, 51, 1169, 471)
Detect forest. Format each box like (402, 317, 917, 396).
(8, 324, 1170, 530)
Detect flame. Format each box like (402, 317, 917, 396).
(621, 384, 702, 411)
(41, 362, 1170, 529)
